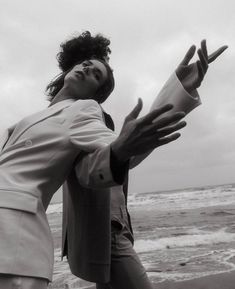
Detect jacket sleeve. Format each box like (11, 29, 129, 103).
(130, 72, 201, 169)
(68, 99, 124, 188)
(149, 72, 201, 115)
(69, 99, 117, 151)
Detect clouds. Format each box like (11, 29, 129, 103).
(0, 0, 235, 196)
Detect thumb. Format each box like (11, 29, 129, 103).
(125, 98, 143, 122)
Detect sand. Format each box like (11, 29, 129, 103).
(49, 271, 235, 288)
(154, 270, 235, 289)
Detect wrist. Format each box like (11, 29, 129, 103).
(110, 141, 130, 163)
(110, 147, 129, 184)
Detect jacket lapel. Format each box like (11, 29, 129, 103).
(8, 99, 74, 145)
(0, 124, 17, 151)
(101, 110, 130, 208)
(101, 110, 115, 131)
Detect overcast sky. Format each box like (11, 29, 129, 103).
(0, 0, 234, 202)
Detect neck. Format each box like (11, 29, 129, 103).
(49, 86, 75, 106)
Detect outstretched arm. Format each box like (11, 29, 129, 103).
(71, 99, 185, 188)
(130, 40, 228, 168)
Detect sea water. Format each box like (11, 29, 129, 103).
(47, 183, 235, 288)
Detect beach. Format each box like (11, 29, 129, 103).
(155, 271, 235, 289)
(47, 183, 235, 288)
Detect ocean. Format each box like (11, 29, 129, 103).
(47, 183, 235, 288)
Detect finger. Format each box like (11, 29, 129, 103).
(179, 45, 196, 66)
(197, 60, 204, 79)
(154, 111, 186, 129)
(125, 98, 143, 122)
(197, 48, 208, 73)
(142, 119, 186, 137)
(156, 121, 187, 137)
(140, 131, 181, 152)
(156, 133, 181, 147)
(140, 104, 173, 125)
(201, 39, 208, 60)
(208, 45, 228, 63)
(194, 61, 204, 87)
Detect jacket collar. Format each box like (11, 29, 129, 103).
(99, 106, 115, 131)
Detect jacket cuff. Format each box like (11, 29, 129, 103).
(110, 148, 129, 185)
(150, 72, 201, 116)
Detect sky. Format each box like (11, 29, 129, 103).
(0, 0, 234, 202)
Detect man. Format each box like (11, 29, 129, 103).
(61, 36, 227, 289)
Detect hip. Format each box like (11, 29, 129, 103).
(111, 205, 134, 254)
(0, 204, 54, 281)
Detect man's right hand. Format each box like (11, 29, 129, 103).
(111, 98, 186, 163)
(176, 40, 228, 93)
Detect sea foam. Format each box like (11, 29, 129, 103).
(134, 228, 235, 253)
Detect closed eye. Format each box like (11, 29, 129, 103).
(94, 70, 101, 81)
(94, 68, 102, 81)
(82, 60, 103, 82)
(82, 60, 92, 67)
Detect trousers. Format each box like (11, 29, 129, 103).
(96, 207, 153, 289)
(0, 275, 48, 289)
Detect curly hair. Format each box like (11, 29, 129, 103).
(46, 31, 114, 103)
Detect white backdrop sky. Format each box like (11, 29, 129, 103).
(0, 0, 234, 202)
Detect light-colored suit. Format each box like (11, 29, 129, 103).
(62, 73, 201, 283)
(0, 99, 118, 281)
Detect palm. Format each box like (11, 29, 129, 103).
(177, 62, 201, 92)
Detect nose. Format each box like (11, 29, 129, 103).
(83, 66, 91, 75)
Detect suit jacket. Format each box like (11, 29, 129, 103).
(0, 98, 118, 281)
(62, 110, 130, 283)
(62, 73, 201, 283)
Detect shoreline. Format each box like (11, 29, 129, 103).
(154, 270, 235, 289)
(50, 270, 235, 289)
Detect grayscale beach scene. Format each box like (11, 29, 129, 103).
(1, 1, 235, 289)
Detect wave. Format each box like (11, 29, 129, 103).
(47, 183, 235, 215)
(128, 184, 235, 211)
(134, 228, 235, 253)
(47, 203, 62, 214)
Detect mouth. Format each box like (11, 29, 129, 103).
(75, 70, 85, 80)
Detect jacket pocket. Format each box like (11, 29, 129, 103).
(0, 189, 38, 214)
(111, 218, 124, 233)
